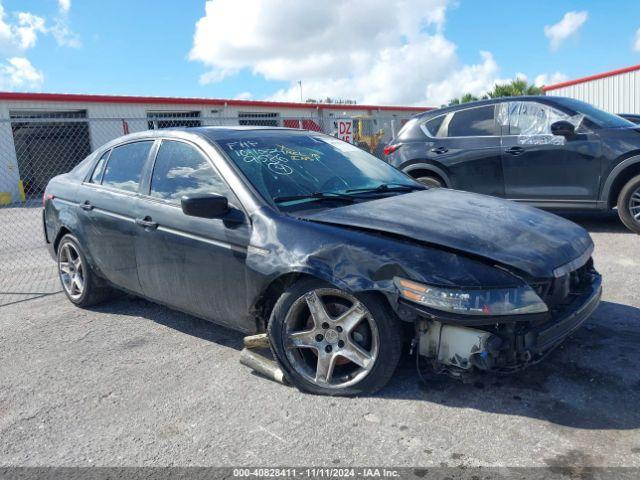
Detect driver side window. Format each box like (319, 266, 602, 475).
(149, 140, 233, 204)
(503, 102, 569, 136)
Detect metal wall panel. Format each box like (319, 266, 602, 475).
(547, 69, 640, 114)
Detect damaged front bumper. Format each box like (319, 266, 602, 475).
(407, 271, 602, 376)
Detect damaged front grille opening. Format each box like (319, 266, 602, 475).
(534, 258, 597, 313)
(412, 258, 599, 382)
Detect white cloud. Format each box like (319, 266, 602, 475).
(0, 5, 46, 54)
(0, 0, 81, 91)
(534, 72, 568, 87)
(190, 0, 495, 106)
(0, 56, 43, 90)
(51, 0, 80, 48)
(234, 91, 253, 100)
(189, 1, 574, 106)
(15, 12, 46, 49)
(51, 19, 81, 48)
(634, 27, 640, 52)
(544, 11, 588, 51)
(58, 0, 71, 13)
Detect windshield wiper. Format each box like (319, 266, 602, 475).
(273, 192, 357, 204)
(346, 183, 425, 194)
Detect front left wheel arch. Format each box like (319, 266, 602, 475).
(250, 270, 402, 333)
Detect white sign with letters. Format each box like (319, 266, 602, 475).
(336, 119, 353, 143)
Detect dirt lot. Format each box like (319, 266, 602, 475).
(0, 211, 639, 468)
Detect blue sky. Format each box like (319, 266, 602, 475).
(1, 0, 639, 106)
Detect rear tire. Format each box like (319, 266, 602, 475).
(415, 175, 443, 188)
(57, 234, 116, 307)
(267, 278, 403, 396)
(616, 174, 640, 233)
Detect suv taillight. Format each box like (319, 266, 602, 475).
(43, 193, 54, 208)
(383, 144, 401, 155)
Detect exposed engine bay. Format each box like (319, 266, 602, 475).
(412, 262, 602, 378)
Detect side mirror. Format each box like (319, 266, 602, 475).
(181, 193, 229, 219)
(550, 120, 575, 137)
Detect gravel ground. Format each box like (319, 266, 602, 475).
(0, 211, 639, 468)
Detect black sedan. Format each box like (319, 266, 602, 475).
(619, 113, 640, 124)
(384, 96, 640, 233)
(43, 127, 602, 396)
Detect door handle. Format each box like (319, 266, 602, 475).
(430, 146, 449, 154)
(80, 201, 93, 211)
(135, 216, 159, 230)
(505, 146, 525, 156)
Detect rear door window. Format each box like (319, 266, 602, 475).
(447, 105, 497, 137)
(89, 150, 110, 184)
(101, 141, 153, 193)
(423, 115, 446, 137)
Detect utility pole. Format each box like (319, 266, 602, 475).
(298, 80, 303, 103)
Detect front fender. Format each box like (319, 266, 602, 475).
(244, 210, 523, 321)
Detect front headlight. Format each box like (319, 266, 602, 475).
(394, 277, 548, 316)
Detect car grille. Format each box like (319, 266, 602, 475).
(530, 257, 596, 312)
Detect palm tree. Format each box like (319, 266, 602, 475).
(448, 79, 543, 106)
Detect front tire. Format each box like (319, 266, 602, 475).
(617, 174, 640, 233)
(268, 279, 403, 396)
(57, 234, 115, 307)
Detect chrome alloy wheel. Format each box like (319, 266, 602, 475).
(629, 186, 640, 223)
(283, 288, 380, 389)
(58, 242, 85, 300)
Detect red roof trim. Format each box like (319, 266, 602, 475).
(0, 91, 431, 112)
(542, 64, 640, 91)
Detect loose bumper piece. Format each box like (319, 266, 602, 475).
(239, 333, 288, 385)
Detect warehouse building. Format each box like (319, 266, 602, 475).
(0, 92, 428, 204)
(543, 63, 640, 115)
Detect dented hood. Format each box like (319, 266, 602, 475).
(300, 189, 593, 279)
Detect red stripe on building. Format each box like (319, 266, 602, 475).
(0, 91, 431, 113)
(543, 64, 640, 92)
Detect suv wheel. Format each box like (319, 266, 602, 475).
(415, 175, 443, 188)
(268, 279, 402, 396)
(617, 174, 640, 233)
(57, 234, 115, 306)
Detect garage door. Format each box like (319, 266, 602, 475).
(10, 110, 92, 197)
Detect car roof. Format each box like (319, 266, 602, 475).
(189, 126, 311, 141)
(414, 95, 571, 119)
(97, 126, 314, 150)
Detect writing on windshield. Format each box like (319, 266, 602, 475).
(217, 133, 417, 208)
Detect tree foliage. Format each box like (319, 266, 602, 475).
(305, 97, 357, 105)
(447, 79, 543, 107)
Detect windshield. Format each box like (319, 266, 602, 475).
(216, 131, 420, 209)
(560, 98, 635, 128)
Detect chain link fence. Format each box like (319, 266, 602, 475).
(0, 113, 412, 306)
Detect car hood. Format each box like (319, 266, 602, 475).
(300, 189, 593, 279)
